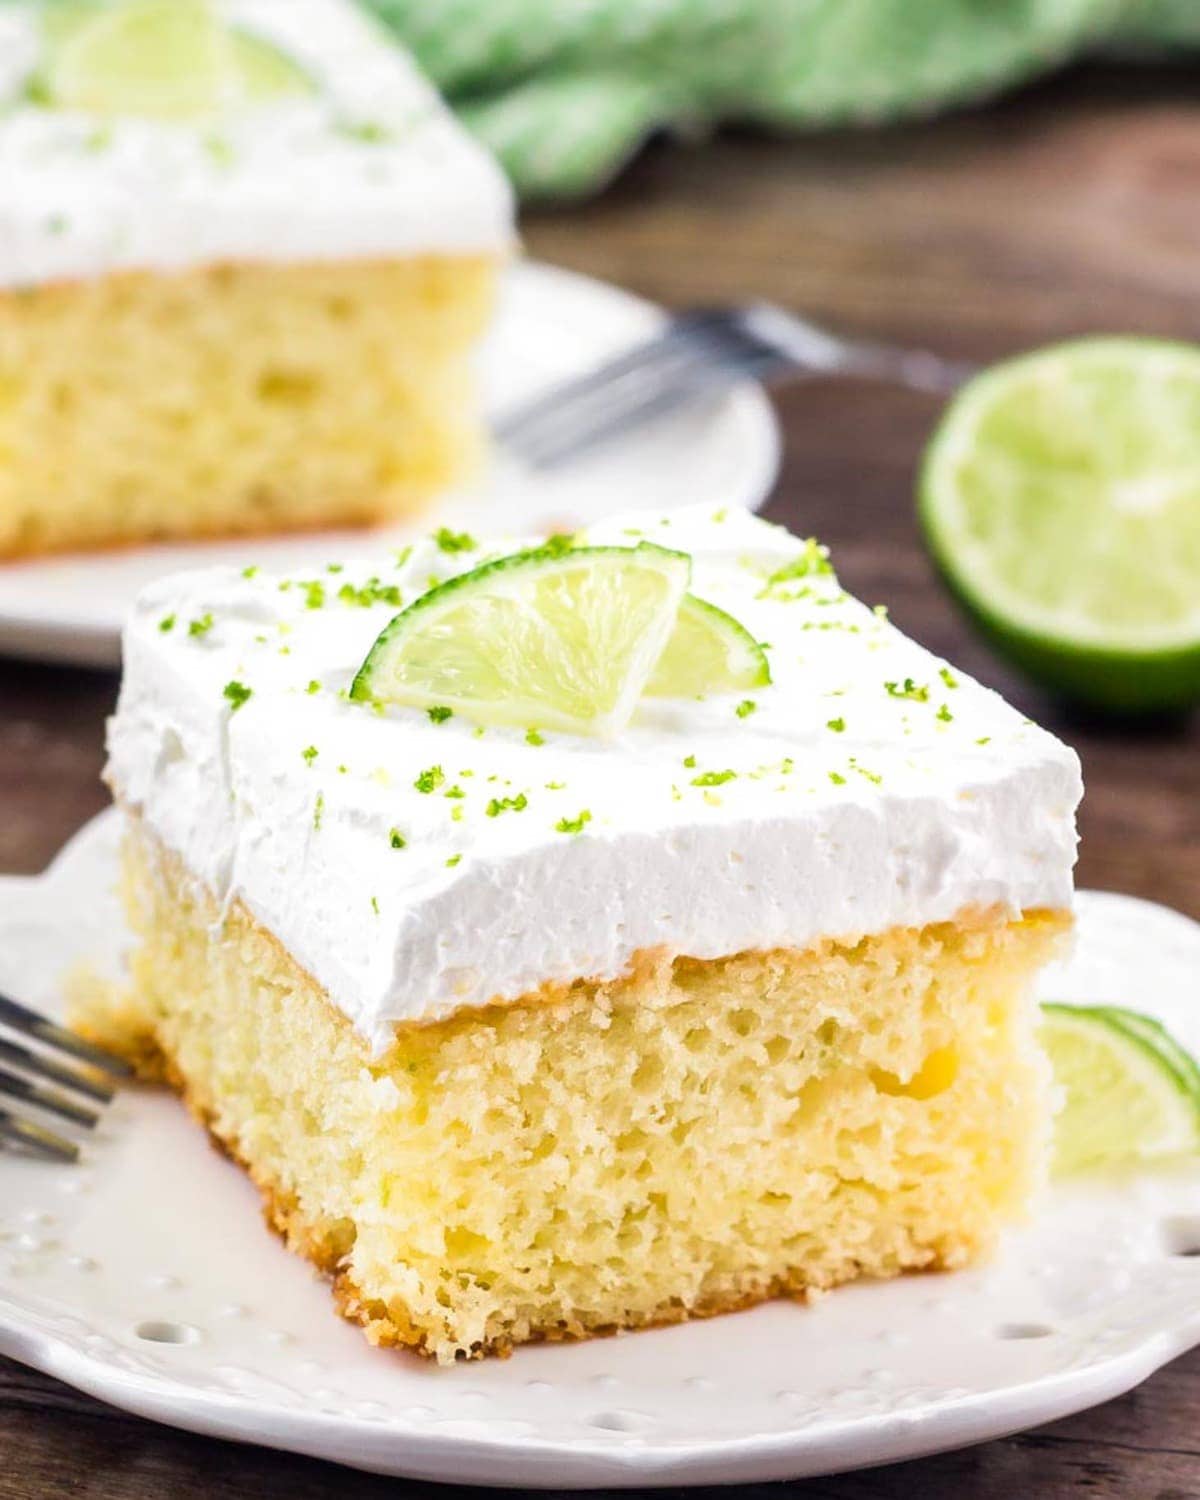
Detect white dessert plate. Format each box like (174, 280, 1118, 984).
(2, 810, 1199, 1488)
(0, 261, 780, 669)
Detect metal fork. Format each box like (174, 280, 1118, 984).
(495, 302, 976, 469)
(0, 992, 131, 1163)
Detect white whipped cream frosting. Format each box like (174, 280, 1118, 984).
(106, 507, 1083, 1053)
(0, 0, 513, 287)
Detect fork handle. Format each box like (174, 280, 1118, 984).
(740, 304, 975, 397)
(828, 341, 977, 397)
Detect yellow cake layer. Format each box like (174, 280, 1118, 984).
(83, 820, 1068, 1363)
(0, 256, 497, 558)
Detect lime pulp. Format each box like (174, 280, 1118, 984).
(39, 0, 314, 120)
(921, 338, 1200, 711)
(646, 593, 770, 698)
(1040, 1001, 1200, 1175)
(351, 544, 692, 737)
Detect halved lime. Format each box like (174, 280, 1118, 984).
(38, 0, 315, 119)
(47, 0, 229, 120)
(921, 339, 1200, 712)
(1040, 1002, 1200, 1175)
(351, 544, 691, 736)
(646, 594, 771, 698)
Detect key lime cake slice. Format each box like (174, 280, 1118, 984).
(0, 0, 513, 558)
(91, 506, 1082, 1362)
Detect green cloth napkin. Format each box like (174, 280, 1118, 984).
(364, 0, 1195, 199)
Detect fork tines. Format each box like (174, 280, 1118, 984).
(0, 992, 130, 1163)
(495, 301, 975, 470)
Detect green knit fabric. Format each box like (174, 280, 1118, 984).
(363, 0, 1194, 198)
(1111, 0, 1200, 45)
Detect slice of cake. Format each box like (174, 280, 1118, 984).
(0, 0, 513, 558)
(93, 506, 1082, 1362)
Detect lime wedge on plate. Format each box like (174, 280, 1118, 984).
(351, 544, 691, 737)
(1094, 1004, 1200, 1098)
(1040, 1002, 1200, 1175)
(38, 0, 315, 118)
(647, 594, 770, 698)
(47, 0, 229, 119)
(921, 338, 1200, 711)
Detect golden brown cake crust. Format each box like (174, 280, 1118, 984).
(151, 1043, 842, 1362)
(100, 905, 914, 1361)
(157, 1044, 844, 1361)
(79, 816, 1070, 1363)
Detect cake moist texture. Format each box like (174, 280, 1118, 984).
(0, 0, 512, 557)
(95, 506, 1083, 1361)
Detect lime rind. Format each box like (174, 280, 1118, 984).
(646, 593, 771, 699)
(351, 543, 691, 738)
(1040, 1001, 1200, 1176)
(921, 337, 1200, 711)
(1094, 1004, 1200, 1098)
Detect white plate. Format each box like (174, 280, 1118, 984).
(2, 812, 1199, 1488)
(0, 262, 780, 668)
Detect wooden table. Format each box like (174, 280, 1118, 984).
(2, 63, 1198, 1500)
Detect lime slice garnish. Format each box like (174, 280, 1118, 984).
(38, 0, 315, 119)
(40, 1, 107, 53)
(1040, 1002, 1200, 1175)
(646, 594, 770, 699)
(920, 338, 1200, 711)
(228, 27, 316, 103)
(351, 544, 691, 737)
(47, 0, 230, 120)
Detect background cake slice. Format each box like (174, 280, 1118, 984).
(0, 0, 513, 558)
(94, 506, 1083, 1362)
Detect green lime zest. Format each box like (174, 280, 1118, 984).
(555, 810, 592, 835)
(884, 678, 927, 702)
(691, 769, 735, 787)
(486, 794, 528, 817)
(223, 679, 251, 711)
(414, 765, 444, 794)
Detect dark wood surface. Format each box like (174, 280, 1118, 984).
(2, 63, 1198, 1500)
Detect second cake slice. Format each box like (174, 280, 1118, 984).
(0, 0, 513, 557)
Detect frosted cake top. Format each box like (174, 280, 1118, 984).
(0, 0, 514, 287)
(107, 505, 1082, 1051)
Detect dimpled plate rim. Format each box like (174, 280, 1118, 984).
(0, 808, 1198, 1488)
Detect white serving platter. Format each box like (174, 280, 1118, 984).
(1, 810, 1198, 1486)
